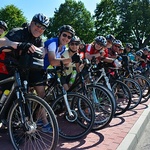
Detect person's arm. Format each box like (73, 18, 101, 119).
(0, 37, 18, 49)
(48, 51, 72, 66)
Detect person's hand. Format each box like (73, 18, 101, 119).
(72, 53, 81, 63)
(17, 42, 32, 54)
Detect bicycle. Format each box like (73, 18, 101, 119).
(85, 58, 132, 116)
(35, 63, 95, 140)
(0, 46, 59, 150)
(67, 59, 116, 130)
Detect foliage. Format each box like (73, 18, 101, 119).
(0, 5, 27, 31)
(94, 0, 118, 37)
(45, 0, 95, 43)
(94, 0, 150, 49)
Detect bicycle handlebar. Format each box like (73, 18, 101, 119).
(0, 46, 15, 53)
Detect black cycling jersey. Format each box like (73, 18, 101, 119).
(4, 27, 43, 70)
(1, 26, 44, 87)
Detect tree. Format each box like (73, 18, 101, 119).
(94, 0, 118, 37)
(94, 0, 150, 49)
(116, 0, 150, 49)
(0, 5, 27, 31)
(45, 0, 95, 43)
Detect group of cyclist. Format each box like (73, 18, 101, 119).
(0, 13, 150, 130)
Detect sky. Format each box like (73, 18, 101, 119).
(1, 0, 100, 21)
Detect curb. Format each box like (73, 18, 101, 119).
(116, 104, 150, 150)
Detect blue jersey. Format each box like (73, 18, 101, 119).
(44, 37, 66, 69)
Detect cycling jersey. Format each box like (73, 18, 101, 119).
(44, 37, 66, 69)
(3, 27, 43, 74)
(85, 44, 108, 60)
(1, 26, 44, 86)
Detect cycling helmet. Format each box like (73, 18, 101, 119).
(126, 43, 133, 49)
(59, 25, 75, 36)
(70, 36, 81, 43)
(95, 36, 107, 46)
(143, 46, 150, 51)
(0, 21, 8, 31)
(113, 39, 122, 46)
(136, 50, 143, 57)
(32, 13, 50, 28)
(106, 34, 115, 42)
(120, 45, 124, 50)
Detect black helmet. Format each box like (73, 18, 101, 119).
(95, 36, 107, 46)
(0, 21, 8, 31)
(106, 34, 115, 42)
(59, 25, 75, 36)
(126, 43, 133, 49)
(70, 36, 81, 43)
(32, 13, 50, 28)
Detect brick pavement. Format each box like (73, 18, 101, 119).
(56, 98, 150, 150)
(0, 98, 149, 150)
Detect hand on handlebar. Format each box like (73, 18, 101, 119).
(71, 53, 81, 63)
(17, 42, 32, 54)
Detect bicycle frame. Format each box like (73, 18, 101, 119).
(0, 68, 29, 125)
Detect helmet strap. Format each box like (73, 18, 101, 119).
(69, 48, 77, 53)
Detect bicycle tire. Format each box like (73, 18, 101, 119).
(123, 78, 142, 110)
(8, 94, 59, 150)
(134, 75, 150, 103)
(51, 92, 95, 140)
(85, 84, 115, 130)
(111, 80, 132, 116)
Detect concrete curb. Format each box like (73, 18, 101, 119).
(116, 104, 150, 150)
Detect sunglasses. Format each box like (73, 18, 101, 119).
(0, 26, 6, 31)
(70, 42, 79, 46)
(96, 42, 104, 47)
(114, 45, 120, 48)
(34, 22, 46, 30)
(62, 33, 72, 39)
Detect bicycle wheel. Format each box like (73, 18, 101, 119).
(8, 94, 59, 150)
(51, 92, 95, 140)
(123, 78, 142, 110)
(111, 80, 132, 116)
(134, 75, 150, 103)
(85, 84, 115, 130)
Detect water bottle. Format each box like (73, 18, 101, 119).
(0, 90, 10, 107)
(69, 69, 77, 85)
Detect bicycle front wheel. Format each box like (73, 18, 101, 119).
(8, 94, 59, 150)
(51, 92, 95, 140)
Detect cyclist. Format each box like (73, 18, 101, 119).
(85, 36, 107, 62)
(0, 14, 52, 132)
(61, 35, 81, 90)
(106, 34, 115, 49)
(124, 43, 135, 61)
(135, 46, 150, 74)
(79, 40, 86, 59)
(0, 13, 49, 99)
(0, 21, 8, 36)
(44, 24, 79, 69)
(108, 39, 123, 58)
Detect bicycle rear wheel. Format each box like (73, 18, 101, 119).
(134, 75, 150, 103)
(8, 94, 59, 150)
(111, 80, 132, 116)
(51, 92, 95, 140)
(123, 78, 142, 110)
(86, 84, 115, 130)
